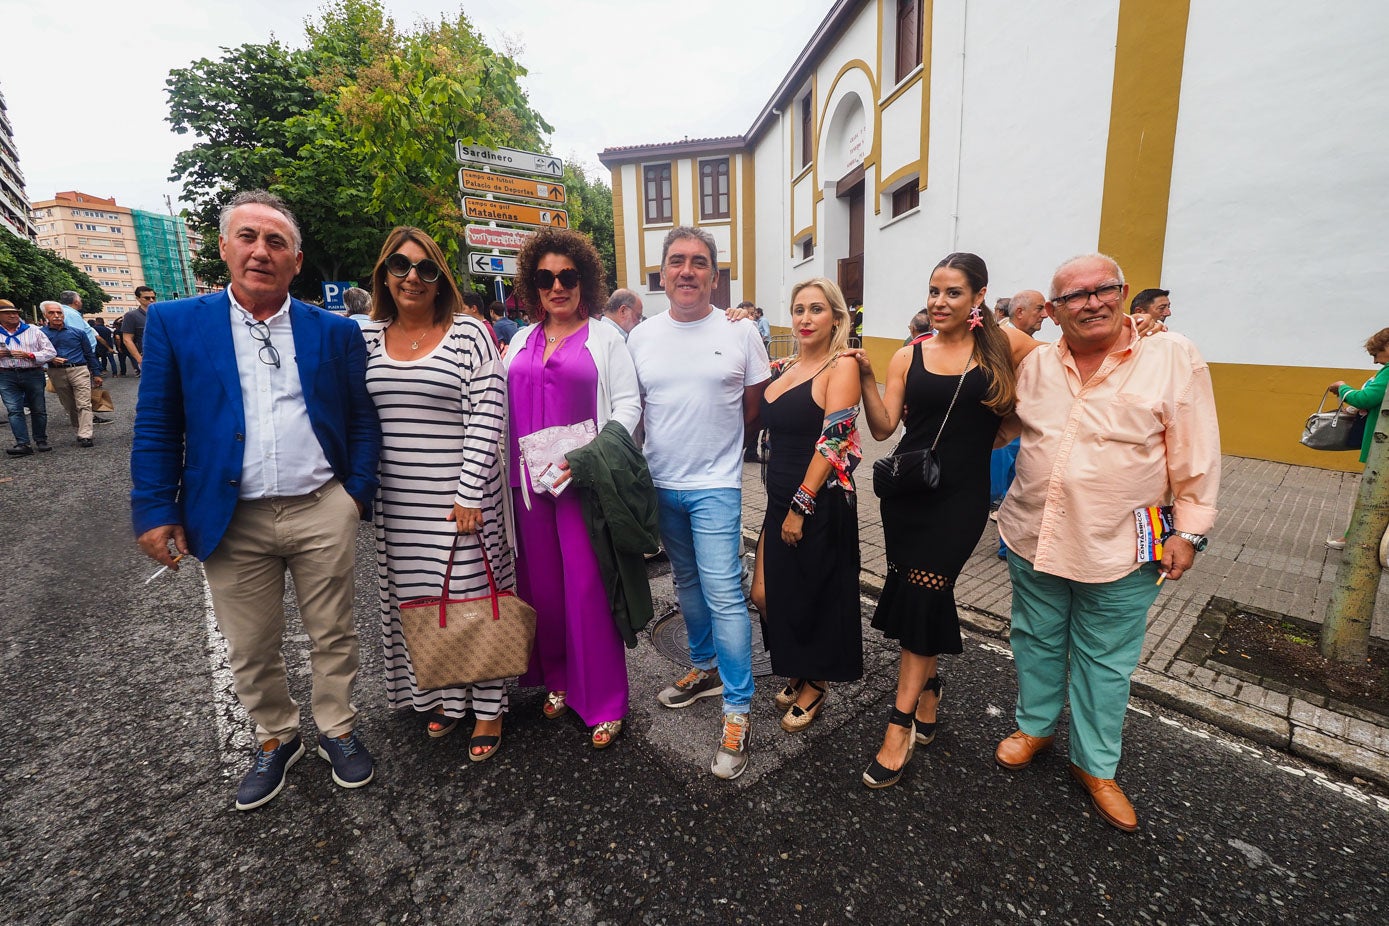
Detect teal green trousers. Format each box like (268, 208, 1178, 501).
(1007, 554, 1162, 779)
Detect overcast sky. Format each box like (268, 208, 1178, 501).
(1, 0, 824, 214)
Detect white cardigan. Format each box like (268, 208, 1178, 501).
(503, 317, 642, 435)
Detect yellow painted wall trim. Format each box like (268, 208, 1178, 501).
(1211, 362, 1375, 473)
(880, 161, 924, 195)
(879, 69, 922, 109)
(919, 1, 933, 190)
(860, 334, 904, 390)
(742, 150, 756, 302)
(1097, 0, 1190, 293)
(636, 162, 648, 281)
(611, 167, 627, 290)
(729, 155, 739, 281)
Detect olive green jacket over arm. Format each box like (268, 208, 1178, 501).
(565, 421, 662, 648)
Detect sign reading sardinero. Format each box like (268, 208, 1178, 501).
(459, 168, 566, 204)
(465, 224, 535, 252)
(455, 141, 564, 179)
(463, 196, 569, 229)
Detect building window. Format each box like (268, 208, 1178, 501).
(699, 158, 730, 220)
(800, 92, 813, 168)
(643, 163, 672, 224)
(647, 271, 663, 292)
(800, 238, 814, 260)
(896, 0, 923, 85)
(891, 183, 919, 217)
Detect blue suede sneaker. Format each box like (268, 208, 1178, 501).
(317, 731, 374, 789)
(235, 735, 305, 811)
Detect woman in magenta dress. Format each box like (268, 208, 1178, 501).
(504, 228, 642, 748)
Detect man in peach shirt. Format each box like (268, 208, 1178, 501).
(994, 254, 1220, 832)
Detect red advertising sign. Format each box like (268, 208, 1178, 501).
(464, 225, 536, 252)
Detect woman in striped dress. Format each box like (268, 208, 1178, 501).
(362, 226, 515, 762)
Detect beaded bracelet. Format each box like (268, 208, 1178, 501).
(791, 484, 817, 517)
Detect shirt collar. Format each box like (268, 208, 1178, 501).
(228, 288, 292, 323)
(1055, 313, 1140, 362)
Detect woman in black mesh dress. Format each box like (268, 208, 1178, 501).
(851, 253, 1030, 789)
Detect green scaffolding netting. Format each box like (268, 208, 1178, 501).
(131, 209, 195, 301)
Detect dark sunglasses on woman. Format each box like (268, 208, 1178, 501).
(533, 268, 580, 290)
(385, 253, 442, 284)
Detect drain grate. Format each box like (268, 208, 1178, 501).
(648, 607, 774, 678)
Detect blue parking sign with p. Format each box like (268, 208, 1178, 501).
(322, 282, 350, 311)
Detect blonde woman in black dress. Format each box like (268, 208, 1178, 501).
(749, 278, 863, 732)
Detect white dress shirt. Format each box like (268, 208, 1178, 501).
(228, 292, 334, 500)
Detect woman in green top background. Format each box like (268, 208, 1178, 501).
(1325, 326, 1389, 550)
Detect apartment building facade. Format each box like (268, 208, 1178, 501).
(0, 85, 37, 241)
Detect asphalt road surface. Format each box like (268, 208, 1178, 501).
(2, 375, 1386, 925)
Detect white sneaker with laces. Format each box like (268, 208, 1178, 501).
(710, 712, 750, 780)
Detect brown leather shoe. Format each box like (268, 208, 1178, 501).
(995, 730, 1053, 770)
(1069, 764, 1138, 832)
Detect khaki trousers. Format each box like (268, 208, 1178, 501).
(203, 480, 361, 745)
(47, 365, 93, 438)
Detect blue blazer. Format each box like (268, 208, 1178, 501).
(130, 291, 381, 560)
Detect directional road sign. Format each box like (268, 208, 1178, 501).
(455, 142, 564, 179)
(465, 224, 535, 252)
(463, 196, 569, 229)
(459, 168, 566, 204)
(467, 253, 518, 277)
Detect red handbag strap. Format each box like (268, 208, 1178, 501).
(440, 530, 502, 625)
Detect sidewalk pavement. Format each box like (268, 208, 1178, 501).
(741, 430, 1389, 786)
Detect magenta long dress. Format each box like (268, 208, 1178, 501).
(508, 324, 628, 725)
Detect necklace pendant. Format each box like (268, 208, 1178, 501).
(410, 338, 420, 350)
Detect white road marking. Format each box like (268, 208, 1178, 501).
(201, 564, 253, 776)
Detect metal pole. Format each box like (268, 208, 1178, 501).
(1321, 386, 1389, 661)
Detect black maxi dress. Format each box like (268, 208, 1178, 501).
(871, 342, 1001, 656)
(759, 371, 863, 682)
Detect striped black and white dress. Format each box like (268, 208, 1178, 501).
(364, 314, 515, 720)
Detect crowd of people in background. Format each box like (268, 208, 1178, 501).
(1, 184, 1229, 834)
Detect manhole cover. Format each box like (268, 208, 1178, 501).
(649, 607, 774, 678)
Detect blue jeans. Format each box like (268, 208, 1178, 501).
(990, 438, 1020, 554)
(657, 487, 752, 713)
(0, 368, 48, 446)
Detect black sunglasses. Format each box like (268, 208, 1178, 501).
(533, 268, 580, 290)
(384, 253, 442, 284)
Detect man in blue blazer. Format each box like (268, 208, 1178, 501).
(131, 190, 381, 811)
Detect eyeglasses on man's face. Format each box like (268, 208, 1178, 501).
(384, 253, 442, 284)
(1053, 283, 1124, 311)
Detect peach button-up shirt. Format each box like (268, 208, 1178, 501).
(997, 317, 1220, 583)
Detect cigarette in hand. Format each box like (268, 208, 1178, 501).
(145, 554, 184, 585)
(1155, 570, 1168, 586)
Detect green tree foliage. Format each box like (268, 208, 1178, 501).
(165, 0, 551, 297)
(0, 233, 108, 318)
(561, 163, 617, 292)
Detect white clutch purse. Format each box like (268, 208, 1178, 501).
(516, 419, 597, 498)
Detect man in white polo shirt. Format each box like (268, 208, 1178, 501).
(627, 226, 770, 780)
